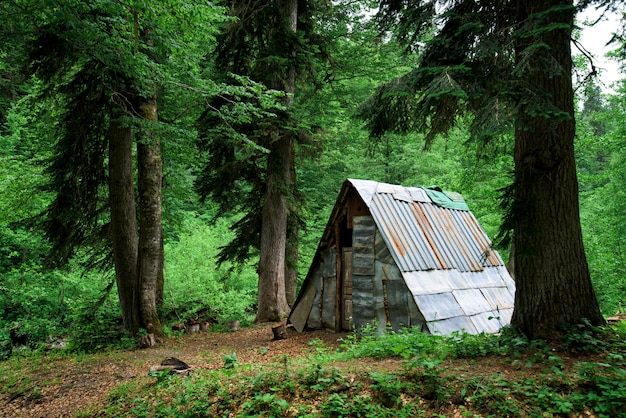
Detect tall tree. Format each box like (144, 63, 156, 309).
(23, 0, 225, 337)
(360, 0, 604, 338)
(196, 0, 328, 321)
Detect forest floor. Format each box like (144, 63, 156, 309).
(0, 324, 350, 418)
(0, 323, 614, 417)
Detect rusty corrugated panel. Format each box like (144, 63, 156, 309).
(370, 193, 438, 271)
(419, 202, 474, 271)
(356, 180, 506, 275)
(410, 202, 447, 269)
(453, 210, 501, 267)
(450, 210, 490, 269)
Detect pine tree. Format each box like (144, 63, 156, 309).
(196, 0, 329, 321)
(361, 0, 605, 338)
(23, 0, 226, 337)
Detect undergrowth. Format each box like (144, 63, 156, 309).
(86, 322, 626, 418)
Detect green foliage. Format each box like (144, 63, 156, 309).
(223, 352, 238, 369)
(0, 269, 72, 345)
(577, 86, 626, 315)
(162, 215, 257, 326)
(66, 292, 133, 353)
(560, 319, 609, 353)
(240, 392, 290, 417)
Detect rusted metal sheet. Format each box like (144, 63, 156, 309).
(289, 179, 515, 336)
(368, 184, 503, 274)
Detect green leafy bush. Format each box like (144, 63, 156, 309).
(162, 216, 257, 326)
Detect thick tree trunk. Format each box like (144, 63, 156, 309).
(255, 0, 298, 320)
(137, 94, 165, 337)
(108, 115, 140, 334)
(256, 136, 292, 322)
(510, 0, 604, 339)
(108, 116, 140, 334)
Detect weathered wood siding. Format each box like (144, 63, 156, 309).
(351, 216, 377, 331)
(351, 216, 424, 333)
(306, 248, 336, 330)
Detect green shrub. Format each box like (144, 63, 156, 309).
(66, 293, 133, 352)
(162, 216, 257, 326)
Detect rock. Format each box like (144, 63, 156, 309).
(186, 323, 200, 333)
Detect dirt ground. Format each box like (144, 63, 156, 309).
(0, 324, 350, 418)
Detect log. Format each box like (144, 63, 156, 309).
(149, 357, 191, 376)
(272, 323, 287, 340)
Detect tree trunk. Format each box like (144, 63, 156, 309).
(255, 0, 298, 321)
(510, 0, 604, 339)
(137, 94, 165, 337)
(284, 0, 299, 307)
(108, 114, 140, 334)
(285, 147, 298, 307)
(256, 137, 292, 322)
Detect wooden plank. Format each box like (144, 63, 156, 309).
(290, 284, 316, 333)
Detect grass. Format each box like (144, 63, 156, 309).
(2, 323, 626, 417)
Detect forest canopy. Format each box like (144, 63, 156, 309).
(0, 0, 625, 350)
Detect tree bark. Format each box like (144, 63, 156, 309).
(256, 137, 292, 322)
(137, 94, 165, 337)
(285, 147, 298, 307)
(108, 114, 140, 334)
(510, 0, 604, 339)
(284, 0, 299, 307)
(255, 0, 298, 321)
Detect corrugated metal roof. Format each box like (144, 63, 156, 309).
(357, 181, 502, 273)
(347, 179, 516, 335)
